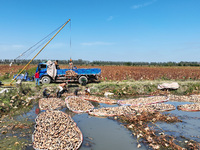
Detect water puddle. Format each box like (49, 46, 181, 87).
(1, 99, 200, 149)
(157, 101, 200, 143)
(73, 113, 146, 150)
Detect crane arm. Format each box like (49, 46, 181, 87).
(8, 19, 71, 86)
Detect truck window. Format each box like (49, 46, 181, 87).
(39, 64, 47, 71)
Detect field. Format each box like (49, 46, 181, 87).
(1, 64, 200, 81)
(1, 64, 200, 150)
(0, 64, 36, 77)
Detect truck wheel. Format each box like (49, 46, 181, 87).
(41, 76, 51, 84)
(79, 76, 88, 85)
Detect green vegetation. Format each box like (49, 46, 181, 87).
(0, 72, 11, 81)
(0, 84, 38, 117)
(1, 59, 200, 66)
(18, 66, 37, 77)
(88, 81, 200, 96)
(0, 136, 29, 150)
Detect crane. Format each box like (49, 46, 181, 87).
(1, 19, 71, 87)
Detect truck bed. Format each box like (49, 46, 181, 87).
(57, 68, 101, 76)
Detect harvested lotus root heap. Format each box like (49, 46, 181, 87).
(33, 110, 83, 150)
(66, 70, 78, 76)
(132, 103, 175, 113)
(84, 95, 117, 104)
(169, 95, 192, 102)
(169, 94, 200, 103)
(65, 96, 94, 113)
(177, 103, 200, 111)
(89, 106, 136, 117)
(118, 96, 168, 106)
(39, 98, 66, 110)
(89, 103, 175, 117)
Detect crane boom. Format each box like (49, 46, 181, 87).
(7, 19, 71, 86)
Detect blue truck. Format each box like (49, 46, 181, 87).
(36, 62, 101, 84)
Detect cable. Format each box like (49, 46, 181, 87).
(14, 23, 65, 61)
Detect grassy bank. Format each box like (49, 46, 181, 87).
(87, 80, 200, 96)
(1, 79, 200, 117)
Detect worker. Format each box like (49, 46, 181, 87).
(57, 82, 68, 98)
(85, 87, 90, 95)
(73, 65, 77, 70)
(34, 71, 40, 86)
(69, 58, 73, 69)
(54, 60, 60, 69)
(74, 87, 79, 96)
(43, 88, 50, 98)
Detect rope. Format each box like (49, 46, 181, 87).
(13, 23, 65, 61)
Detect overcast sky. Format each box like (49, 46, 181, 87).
(0, 0, 200, 62)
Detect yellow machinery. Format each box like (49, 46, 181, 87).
(1, 19, 71, 87)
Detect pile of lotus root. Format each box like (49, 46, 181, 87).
(83, 95, 117, 104)
(65, 70, 78, 77)
(65, 96, 94, 113)
(39, 98, 66, 110)
(118, 111, 200, 150)
(89, 103, 175, 117)
(118, 96, 168, 106)
(33, 110, 83, 150)
(169, 94, 200, 103)
(177, 103, 200, 111)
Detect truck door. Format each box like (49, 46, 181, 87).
(38, 64, 47, 73)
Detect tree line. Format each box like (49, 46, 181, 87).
(0, 59, 200, 67)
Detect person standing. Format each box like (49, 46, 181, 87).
(35, 71, 40, 86)
(69, 58, 73, 69)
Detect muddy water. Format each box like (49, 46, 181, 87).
(3, 103, 146, 150)
(157, 101, 200, 143)
(73, 113, 145, 150)
(61, 104, 147, 150)
(1, 100, 200, 150)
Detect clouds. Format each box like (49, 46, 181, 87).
(131, 0, 157, 9)
(80, 41, 114, 46)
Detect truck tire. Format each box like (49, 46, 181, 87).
(79, 76, 88, 85)
(41, 76, 51, 84)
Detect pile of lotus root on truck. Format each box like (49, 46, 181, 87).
(33, 110, 83, 150)
(65, 70, 78, 77)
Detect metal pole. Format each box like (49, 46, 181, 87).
(9, 19, 71, 86)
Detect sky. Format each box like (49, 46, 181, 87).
(0, 0, 200, 62)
